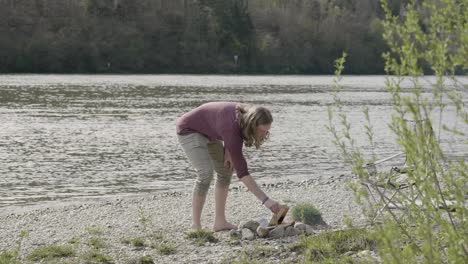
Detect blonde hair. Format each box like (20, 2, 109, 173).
(236, 104, 273, 149)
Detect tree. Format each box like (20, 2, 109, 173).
(328, 0, 467, 262)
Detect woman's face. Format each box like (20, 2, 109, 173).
(256, 123, 271, 140)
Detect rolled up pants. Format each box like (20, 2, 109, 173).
(178, 133, 233, 196)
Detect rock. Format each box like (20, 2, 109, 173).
(284, 226, 301, 237)
(239, 220, 260, 232)
(241, 228, 255, 240)
(305, 224, 314, 235)
(269, 225, 285, 239)
(256, 226, 269, 238)
(294, 222, 307, 233)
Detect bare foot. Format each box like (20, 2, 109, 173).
(213, 222, 237, 232)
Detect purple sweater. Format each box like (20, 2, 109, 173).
(176, 102, 249, 178)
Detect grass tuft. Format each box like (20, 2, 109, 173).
(27, 244, 75, 261)
(86, 225, 104, 235)
(0, 251, 20, 264)
(185, 229, 218, 246)
(291, 228, 376, 262)
(82, 250, 113, 263)
(139, 255, 155, 264)
(87, 237, 107, 249)
(155, 241, 177, 255)
(291, 203, 325, 226)
(122, 237, 146, 248)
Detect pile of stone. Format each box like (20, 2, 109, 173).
(230, 219, 315, 240)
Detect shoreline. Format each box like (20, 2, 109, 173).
(0, 174, 365, 263)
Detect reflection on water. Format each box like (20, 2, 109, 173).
(0, 75, 466, 207)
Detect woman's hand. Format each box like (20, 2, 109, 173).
(264, 198, 280, 213)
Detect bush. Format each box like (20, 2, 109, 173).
(291, 203, 324, 225)
(328, 0, 468, 263)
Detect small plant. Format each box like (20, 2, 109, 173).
(291, 228, 376, 263)
(150, 231, 164, 241)
(86, 225, 104, 235)
(138, 207, 153, 233)
(82, 250, 114, 264)
(221, 256, 263, 264)
(67, 237, 80, 245)
(87, 237, 107, 249)
(27, 244, 75, 261)
(185, 229, 218, 246)
(291, 203, 324, 225)
(122, 237, 146, 248)
(0, 230, 28, 264)
(139, 255, 155, 264)
(0, 251, 19, 264)
(155, 241, 177, 255)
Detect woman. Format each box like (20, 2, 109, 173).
(176, 102, 280, 231)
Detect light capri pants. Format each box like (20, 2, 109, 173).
(177, 133, 233, 195)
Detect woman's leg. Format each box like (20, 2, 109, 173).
(207, 140, 236, 231)
(178, 133, 214, 229)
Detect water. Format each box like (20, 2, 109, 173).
(1, 75, 466, 208)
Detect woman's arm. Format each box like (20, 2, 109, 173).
(240, 175, 279, 213)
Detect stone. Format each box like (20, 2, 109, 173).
(241, 228, 255, 240)
(269, 225, 285, 239)
(305, 224, 314, 235)
(294, 222, 307, 233)
(239, 220, 260, 232)
(284, 226, 301, 237)
(256, 226, 269, 238)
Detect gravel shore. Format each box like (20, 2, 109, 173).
(0, 173, 366, 263)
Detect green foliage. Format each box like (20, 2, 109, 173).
(291, 203, 325, 226)
(0, 230, 28, 264)
(139, 256, 155, 264)
(87, 237, 107, 250)
(185, 229, 219, 246)
(122, 237, 147, 248)
(27, 244, 75, 261)
(86, 225, 104, 235)
(155, 241, 177, 255)
(291, 229, 376, 263)
(0, 251, 20, 264)
(82, 250, 114, 264)
(328, 0, 468, 263)
(0, 0, 388, 74)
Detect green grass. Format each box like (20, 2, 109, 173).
(155, 241, 177, 255)
(220, 256, 263, 264)
(0, 251, 20, 264)
(291, 203, 324, 226)
(185, 229, 218, 246)
(87, 237, 107, 249)
(122, 237, 147, 248)
(27, 244, 75, 261)
(67, 237, 80, 245)
(86, 225, 104, 235)
(291, 228, 376, 263)
(139, 255, 155, 264)
(82, 250, 114, 263)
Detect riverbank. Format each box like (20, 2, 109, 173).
(0, 173, 366, 263)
